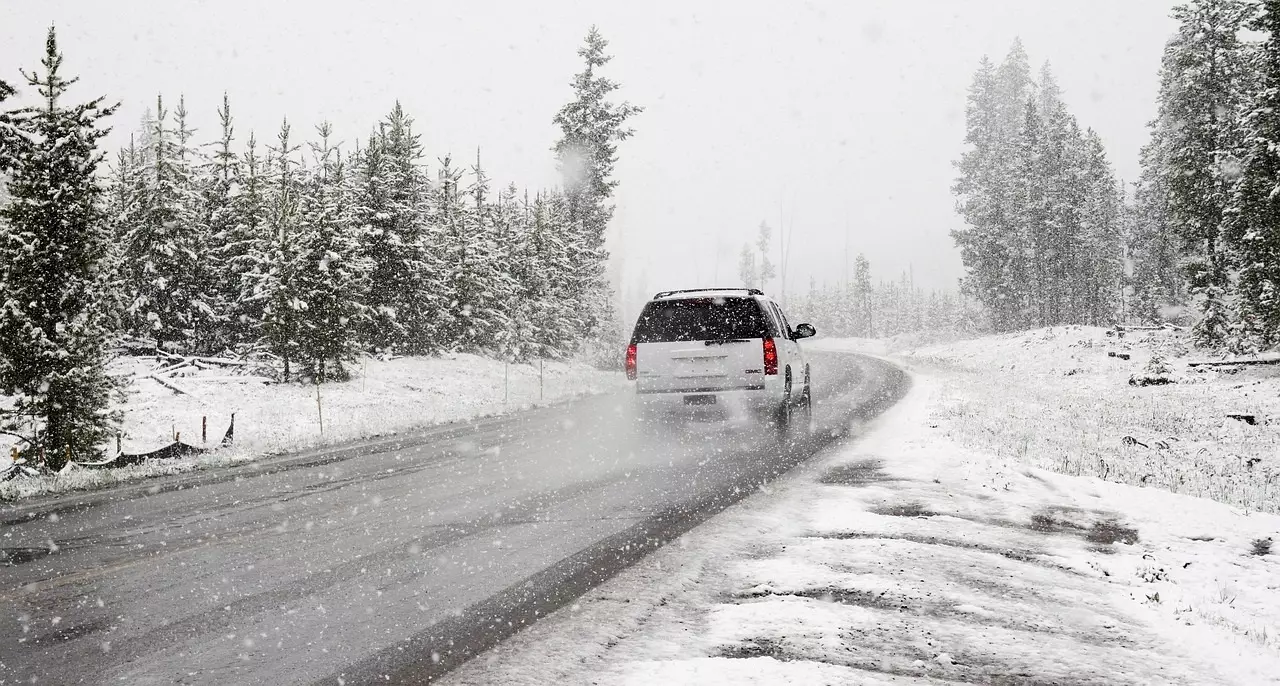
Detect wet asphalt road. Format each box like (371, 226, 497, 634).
(0, 351, 906, 685)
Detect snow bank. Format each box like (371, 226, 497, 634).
(1, 353, 626, 501)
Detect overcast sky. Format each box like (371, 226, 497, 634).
(2, 0, 1180, 313)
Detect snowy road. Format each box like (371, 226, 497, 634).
(0, 351, 906, 685)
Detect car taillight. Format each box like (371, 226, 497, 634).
(763, 337, 778, 375)
(625, 343, 638, 380)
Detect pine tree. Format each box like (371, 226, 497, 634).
(952, 44, 1036, 332)
(1034, 64, 1087, 326)
(252, 119, 305, 378)
(854, 254, 874, 337)
(204, 93, 250, 349)
(120, 94, 214, 352)
(552, 26, 641, 344)
(952, 56, 1007, 327)
(356, 104, 439, 353)
(0, 76, 15, 170)
(1079, 130, 1124, 325)
(738, 244, 758, 288)
(756, 222, 776, 291)
(292, 123, 369, 380)
(1228, 0, 1280, 347)
(437, 153, 512, 352)
(0, 27, 119, 466)
(227, 132, 269, 345)
(1157, 0, 1254, 345)
(1128, 129, 1184, 323)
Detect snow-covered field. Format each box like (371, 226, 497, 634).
(1, 353, 626, 501)
(445, 333, 1280, 685)
(871, 326, 1280, 515)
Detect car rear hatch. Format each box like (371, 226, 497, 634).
(630, 296, 770, 394)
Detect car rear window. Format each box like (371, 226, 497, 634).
(631, 297, 770, 343)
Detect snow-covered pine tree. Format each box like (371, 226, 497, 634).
(1034, 64, 1087, 327)
(173, 96, 219, 351)
(738, 244, 758, 288)
(1228, 0, 1280, 348)
(226, 132, 269, 345)
(101, 137, 141, 333)
(530, 190, 581, 357)
(252, 119, 305, 379)
(356, 104, 439, 354)
(756, 222, 776, 292)
(952, 43, 1035, 333)
(456, 152, 515, 353)
(1079, 129, 1124, 326)
(951, 57, 1006, 327)
(292, 123, 369, 380)
(1007, 99, 1043, 329)
(1156, 0, 1254, 346)
(436, 152, 513, 353)
(552, 27, 641, 346)
(0, 28, 119, 466)
(120, 94, 214, 352)
(494, 184, 538, 361)
(203, 93, 250, 350)
(1128, 128, 1184, 323)
(854, 254, 873, 337)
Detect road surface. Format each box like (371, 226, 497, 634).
(0, 351, 905, 684)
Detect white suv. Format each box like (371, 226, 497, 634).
(625, 288, 816, 432)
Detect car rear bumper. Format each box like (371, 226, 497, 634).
(633, 384, 780, 420)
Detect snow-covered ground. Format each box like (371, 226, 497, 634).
(1, 353, 626, 501)
(878, 326, 1280, 515)
(445, 333, 1280, 685)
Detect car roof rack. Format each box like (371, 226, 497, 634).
(652, 287, 764, 299)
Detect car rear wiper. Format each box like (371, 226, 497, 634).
(705, 338, 750, 346)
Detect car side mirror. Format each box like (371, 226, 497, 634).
(793, 323, 816, 340)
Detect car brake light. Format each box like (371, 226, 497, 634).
(763, 337, 778, 375)
(626, 343, 638, 380)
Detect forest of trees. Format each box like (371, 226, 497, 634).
(952, 0, 1280, 354)
(0, 26, 639, 464)
(951, 40, 1124, 334)
(1128, 0, 1280, 352)
(789, 256, 979, 341)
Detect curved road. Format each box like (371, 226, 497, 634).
(0, 351, 905, 685)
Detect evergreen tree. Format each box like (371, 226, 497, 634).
(1128, 131, 1184, 322)
(204, 93, 251, 349)
(756, 222, 776, 291)
(0, 28, 119, 466)
(252, 120, 305, 378)
(954, 41, 1125, 333)
(552, 26, 641, 342)
(738, 244, 758, 288)
(355, 103, 439, 353)
(1156, 0, 1254, 345)
(854, 254, 874, 337)
(1228, 0, 1280, 347)
(292, 123, 369, 380)
(227, 132, 269, 344)
(120, 94, 213, 352)
(1079, 130, 1124, 325)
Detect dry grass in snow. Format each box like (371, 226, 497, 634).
(821, 326, 1280, 515)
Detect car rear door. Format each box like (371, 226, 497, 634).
(631, 297, 769, 394)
